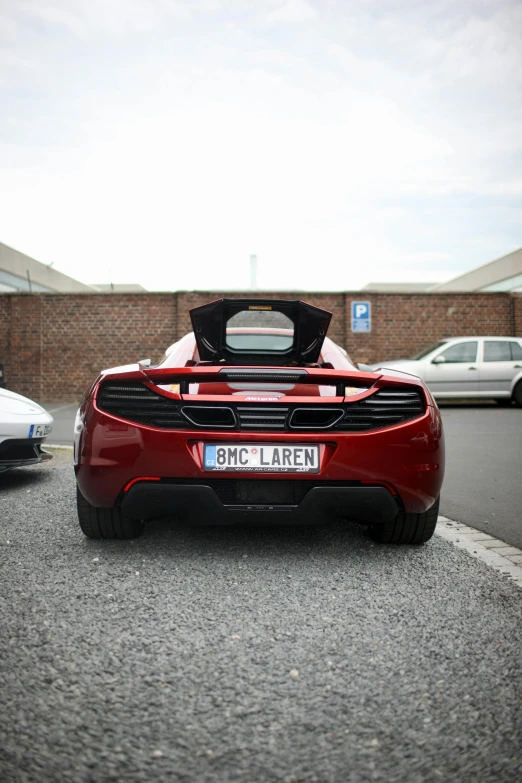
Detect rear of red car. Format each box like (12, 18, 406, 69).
(74, 299, 444, 543)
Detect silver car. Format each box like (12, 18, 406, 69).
(370, 337, 522, 406)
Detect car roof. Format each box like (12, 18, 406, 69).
(442, 336, 521, 340)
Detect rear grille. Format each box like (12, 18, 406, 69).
(97, 382, 184, 428)
(337, 388, 425, 431)
(161, 478, 360, 505)
(97, 382, 425, 431)
(236, 406, 289, 431)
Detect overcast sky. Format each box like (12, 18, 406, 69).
(1, 0, 521, 291)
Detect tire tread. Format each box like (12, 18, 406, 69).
(513, 381, 522, 408)
(76, 487, 143, 539)
(370, 497, 440, 545)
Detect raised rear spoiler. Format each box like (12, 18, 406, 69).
(88, 364, 430, 408)
(189, 298, 332, 366)
(137, 365, 379, 397)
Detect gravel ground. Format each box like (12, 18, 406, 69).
(1, 454, 521, 783)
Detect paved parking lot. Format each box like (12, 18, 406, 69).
(437, 403, 522, 549)
(43, 402, 78, 447)
(1, 453, 521, 783)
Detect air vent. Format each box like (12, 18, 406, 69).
(338, 387, 425, 431)
(0, 439, 41, 461)
(97, 382, 184, 428)
(289, 407, 345, 429)
(236, 406, 289, 431)
(181, 406, 236, 428)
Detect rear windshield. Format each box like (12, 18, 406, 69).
(226, 310, 294, 353)
(226, 332, 294, 351)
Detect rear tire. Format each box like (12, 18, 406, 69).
(513, 381, 522, 408)
(76, 487, 144, 539)
(369, 496, 440, 545)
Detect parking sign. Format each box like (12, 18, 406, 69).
(351, 301, 371, 333)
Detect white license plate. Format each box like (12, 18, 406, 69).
(28, 424, 52, 438)
(203, 444, 320, 473)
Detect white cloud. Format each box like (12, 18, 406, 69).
(264, 0, 318, 24)
(0, 0, 521, 290)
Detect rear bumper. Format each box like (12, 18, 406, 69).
(121, 481, 400, 525)
(75, 404, 444, 514)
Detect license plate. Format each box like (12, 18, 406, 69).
(203, 444, 320, 473)
(28, 424, 52, 438)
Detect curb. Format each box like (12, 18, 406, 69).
(45, 444, 74, 451)
(436, 516, 522, 588)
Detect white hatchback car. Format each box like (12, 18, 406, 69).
(0, 388, 53, 472)
(370, 336, 522, 406)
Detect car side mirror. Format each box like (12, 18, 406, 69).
(432, 355, 446, 364)
(139, 358, 152, 367)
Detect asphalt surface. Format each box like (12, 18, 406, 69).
(438, 403, 522, 550)
(43, 402, 78, 446)
(1, 454, 521, 783)
(42, 400, 522, 549)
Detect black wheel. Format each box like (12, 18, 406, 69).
(76, 487, 144, 539)
(369, 496, 440, 545)
(494, 398, 512, 406)
(513, 381, 522, 408)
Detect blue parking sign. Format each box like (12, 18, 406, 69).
(351, 301, 371, 333)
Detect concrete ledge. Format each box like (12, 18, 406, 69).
(436, 516, 522, 588)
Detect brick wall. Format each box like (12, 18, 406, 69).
(0, 295, 10, 387)
(0, 295, 43, 399)
(40, 294, 177, 401)
(513, 294, 522, 336)
(0, 291, 519, 401)
(1, 294, 176, 401)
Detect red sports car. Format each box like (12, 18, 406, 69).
(74, 299, 444, 544)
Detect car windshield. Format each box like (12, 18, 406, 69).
(410, 341, 446, 360)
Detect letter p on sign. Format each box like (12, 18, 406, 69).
(351, 301, 371, 333)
